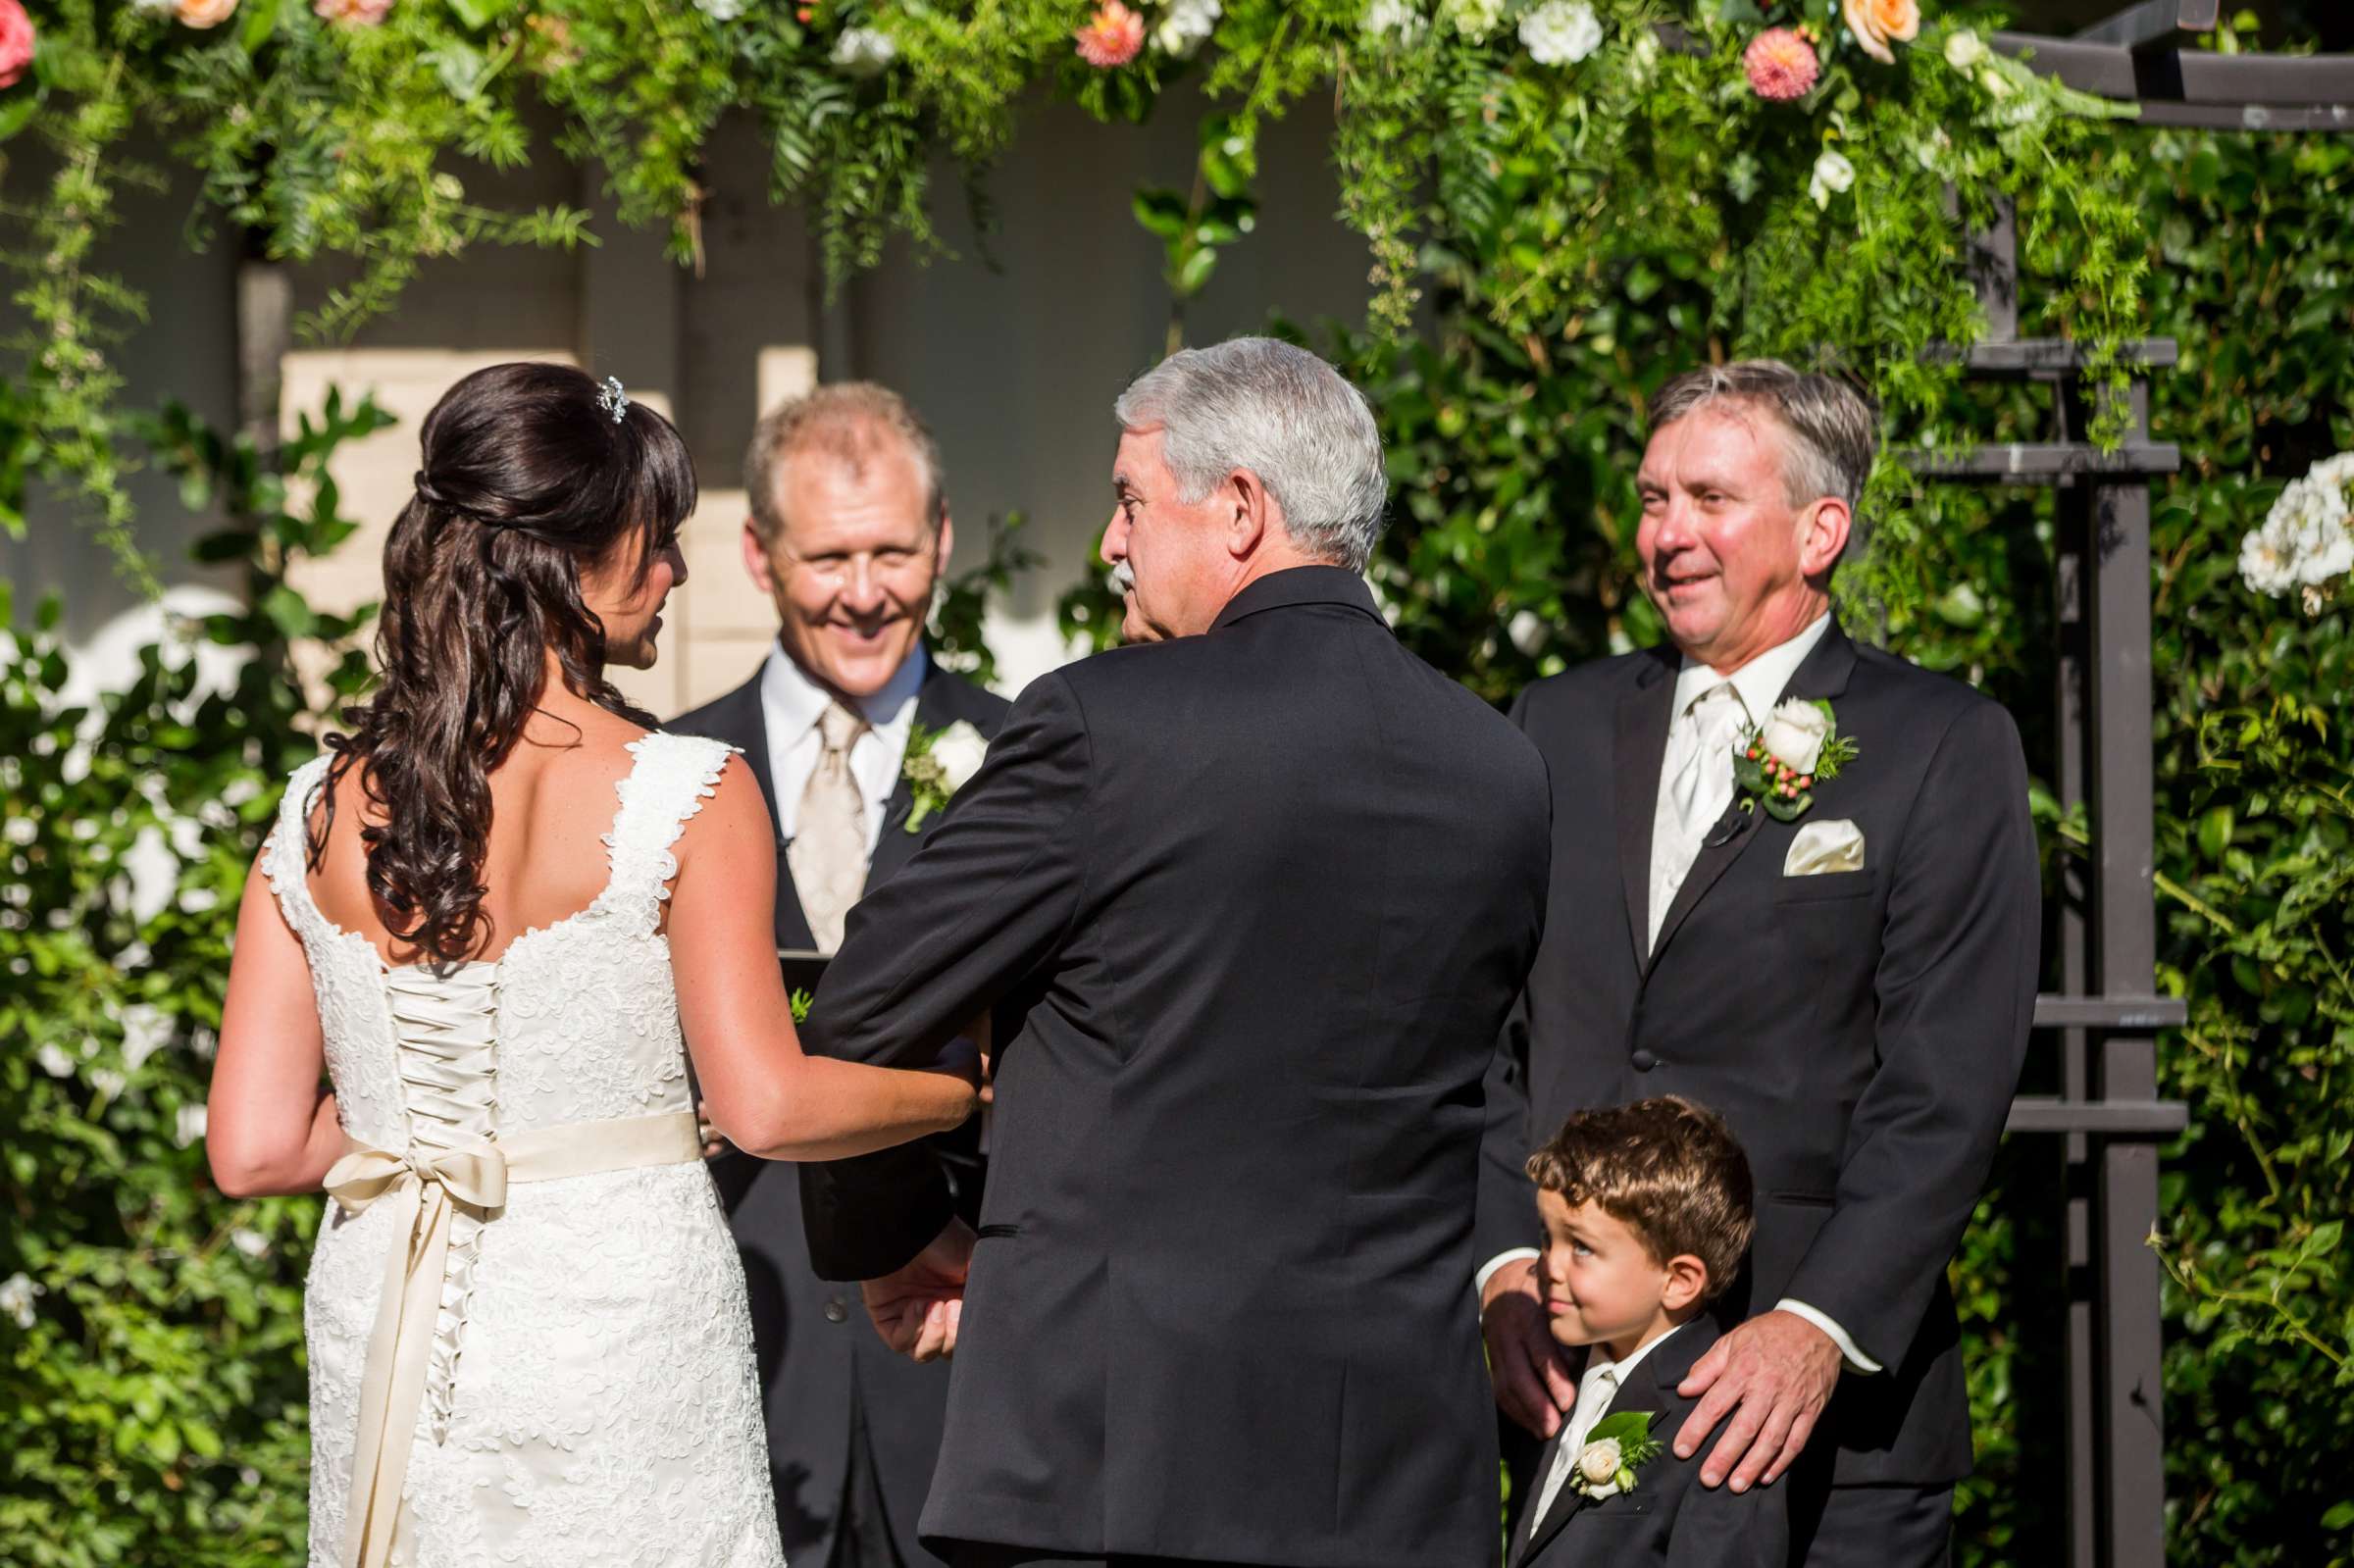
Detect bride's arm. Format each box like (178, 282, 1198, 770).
(670, 754, 977, 1162)
(209, 851, 344, 1196)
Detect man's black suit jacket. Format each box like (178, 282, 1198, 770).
(672, 655, 1009, 1568)
(798, 567, 1554, 1568)
(1514, 1318, 1786, 1568)
(1477, 621, 2038, 1490)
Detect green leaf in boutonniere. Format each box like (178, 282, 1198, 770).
(1569, 1409, 1666, 1500)
(1733, 697, 1860, 824)
(900, 719, 992, 834)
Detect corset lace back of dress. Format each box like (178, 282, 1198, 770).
(262, 733, 786, 1568)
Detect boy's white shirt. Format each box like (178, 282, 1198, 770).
(1526, 1322, 1687, 1533)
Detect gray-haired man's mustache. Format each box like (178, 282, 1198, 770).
(1109, 562, 1136, 596)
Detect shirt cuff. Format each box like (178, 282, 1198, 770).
(1775, 1297, 1883, 1374)
(1475, 1247, 1541, 1298)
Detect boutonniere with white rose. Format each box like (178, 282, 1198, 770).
(901, 720, 990, 834)
(1733, 698, 1860, 823)
(1569, 1410, 1665, 1502)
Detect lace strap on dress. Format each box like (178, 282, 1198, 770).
(258, 754, 334, 945)
(600, 733, 740, 934)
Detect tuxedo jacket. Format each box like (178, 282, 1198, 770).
(1476, 621, 2039, 1490)
(798, 567, 1554, 1568)
(1514, 1319, 1787, 1568)
(671, 657, 1009, 1568)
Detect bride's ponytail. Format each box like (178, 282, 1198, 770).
(310, 362, 695, 973)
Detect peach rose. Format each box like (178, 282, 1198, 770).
(175, 0, 241, 27)
(1842, 0, 1919, 65)
(0, 0, 34, 92)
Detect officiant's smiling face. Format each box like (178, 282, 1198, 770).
(1636, 403, 1850, 674)
(1101, 425, 1243, 643)
(744, 437, 952, 700)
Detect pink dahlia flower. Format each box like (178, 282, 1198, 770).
(315, 0, 393, 23)
(1075, 0, 1146, 69)
(1744, 26, 1820, 101)
(0, 0, 32, 91)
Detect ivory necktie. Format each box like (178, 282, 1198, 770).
(1649, 683, 1748, 951)
(790, 700, 870, 955)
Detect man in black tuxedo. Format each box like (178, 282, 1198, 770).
(796, 337, 1554, 1568)
(672, 382, 1009, 1568)
(1476, 361, 2039, 1567)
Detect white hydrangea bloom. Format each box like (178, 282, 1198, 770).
(1519, 0, 1602, 66)
(0, 1273, 42, 1331)
(1438, 0, 1504, 40)
(1361, 0, 1428, 43)
(1155, 0, 1221, 58)
(831, 25, 897, 76)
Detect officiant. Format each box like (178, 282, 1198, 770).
(672, 382, 1009, 1568)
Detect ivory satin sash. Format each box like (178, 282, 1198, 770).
(323, 1110, 704, 1568)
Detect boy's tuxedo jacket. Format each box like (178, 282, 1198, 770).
(1515, 1318, 1788, 1568)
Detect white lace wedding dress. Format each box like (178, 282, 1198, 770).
(263, 733, 787, 1568)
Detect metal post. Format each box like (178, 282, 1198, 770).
(2073, 378, 2168, 1568)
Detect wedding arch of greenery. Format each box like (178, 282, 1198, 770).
(2, 3, 2351, 1568)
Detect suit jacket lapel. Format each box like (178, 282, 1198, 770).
(1514, 1325, 1714, 1567)
(861, 669, 955, 894)
(1613, 650, 1679, 970)
(1642, 620, 1860, 975)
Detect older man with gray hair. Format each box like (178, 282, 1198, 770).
(797, 336, 1553, 1568)
(1477, 360, 2038, 1568)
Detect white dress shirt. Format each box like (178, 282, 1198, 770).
(1526, 1324, 1686, 1533)
(1482, 613, 1880, 1376)
(759, 641, 929, 858)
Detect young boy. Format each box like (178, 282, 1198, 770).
(1510, 1095, 1787, 1568)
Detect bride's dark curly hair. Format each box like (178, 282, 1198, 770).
(309, 362, 696, 972)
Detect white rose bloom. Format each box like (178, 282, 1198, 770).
(1438, 0, 1503, 40)
(1508, 610, 1548, 657)
(2240, 527, 2295, 596)
(831, 25, 897, 77)
(1155, 0, 1220, 57)
(37, 1042, 76, 1078)
(930, 723, 992, 794)
(1519, 0, 1603, 66)
(1361, 0, 1428, 43)
(1809, 147, 1857, 208)
(120, 1002, 173, 1074)
(1577, 1437, 1622, 1485)
(231, 1229, 270, 1259)
(0, 1272, 42, 1331)
(177, 1102, 210, 1148)
(1759, 699, 1833, 775)
(1943, 29, 1988, 70)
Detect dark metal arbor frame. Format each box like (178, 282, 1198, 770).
(1905, 7, 2354, 1563)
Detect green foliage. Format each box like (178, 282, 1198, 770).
(0, 392, 383, 1568)
(930, 509, 1042, 692)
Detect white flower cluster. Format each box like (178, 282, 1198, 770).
(1156, 0, 1221, 59)
(1438, 0, 1503, 40)
(831, 25, 896, 77)
(1360, 0, 1427, 44)
(1519, 0, 1602, 66)
(1808, 148, 1856, 208)
(694, 0, 743, 21)
(2240, 452, 2354, 615)
(1, 1271, 43, 1331)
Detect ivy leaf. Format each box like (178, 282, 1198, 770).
(1131, 188, 1189, 241)
(238, 0, 284, 56)
(448, 0, 519, 28)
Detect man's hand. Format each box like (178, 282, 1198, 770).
(1673, 1309, 1843, 1492)
(860, 1217, 977, 1362)
(1480, 1256, 1577, 1439)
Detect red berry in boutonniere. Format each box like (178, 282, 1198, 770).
(1730, 698, 1861, 823)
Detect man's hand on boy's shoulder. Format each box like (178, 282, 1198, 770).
(1672, 1309, 1842, 1492)
(1481, 1256, 1577, 1439)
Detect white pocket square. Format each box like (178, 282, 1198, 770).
(1785, 819, 1865, 876)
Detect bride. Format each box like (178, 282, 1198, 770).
(203, 362, 977, 1568)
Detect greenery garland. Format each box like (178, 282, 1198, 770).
(0, 0, 2145, 582)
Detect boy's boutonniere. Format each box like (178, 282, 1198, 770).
(1570, 1410, 1665, 1501)
(901, 720, 990, 834)
(1732, 698, 1859, 823)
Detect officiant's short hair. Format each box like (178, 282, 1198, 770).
(1527, 1096, 1756, 1301)
(1648, 360, 1878, 515)
(744, 382, 946, 547)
